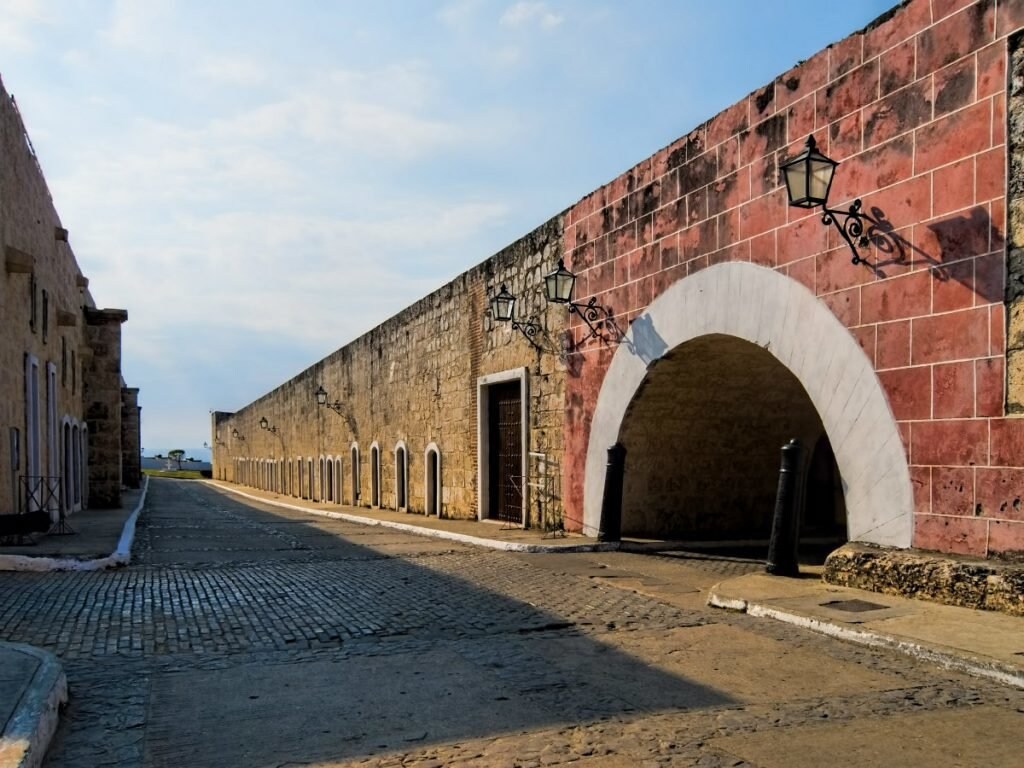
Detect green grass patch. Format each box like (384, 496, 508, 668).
(143, 469, 205, 480)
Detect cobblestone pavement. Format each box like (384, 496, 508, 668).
(0, 478, 1021, 767)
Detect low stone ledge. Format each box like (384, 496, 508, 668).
(824, 543, 1024, 617)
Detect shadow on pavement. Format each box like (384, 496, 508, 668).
(21, 479, 737, 767)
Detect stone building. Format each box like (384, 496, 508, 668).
(0, 73, 140, 528)
(217, 0, 1024, 559)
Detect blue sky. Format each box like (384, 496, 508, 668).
(2, 0, 895, 457)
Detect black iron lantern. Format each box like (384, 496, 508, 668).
(544, 258, 576, 304)
(780, 134, 837, 209)
(489, 284, 516, 323)
(314, 385, 328, 406)
(780, 134, 875, 265)
(259, 416, 269, 430)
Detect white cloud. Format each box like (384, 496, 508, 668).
(438, 0, 484, 29)
(500, 2, 564, 30)
(0, 0, 52, 53)
(101, 0, 174, 50)
(194, 54, 270, 89)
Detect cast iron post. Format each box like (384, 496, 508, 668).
(598, 442, 626, 542)
(766, 438, 804, 577)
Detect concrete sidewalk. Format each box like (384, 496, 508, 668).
(708, 570, 1024, 689)
(0, 479, 148, 572)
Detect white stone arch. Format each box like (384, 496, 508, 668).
(424, 442, 442, 518)
(394, 440, 409, 512)
(584, 261, 912, 548)
(319, 454, 327, 502)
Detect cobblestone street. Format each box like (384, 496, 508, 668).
(1, 478, 1022, 767)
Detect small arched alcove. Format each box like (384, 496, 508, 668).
(394, 441, 408, 512)
(350, 444, 360, 506)
(425, 442, 442, 517)
(369, 442, 381, 508)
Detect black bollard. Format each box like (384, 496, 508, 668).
(598, 443, 627, 542)
(766, 438, 805, 577)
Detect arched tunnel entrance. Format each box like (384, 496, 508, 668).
(618, 333, 846, 557)
(583, 263, 913, 550)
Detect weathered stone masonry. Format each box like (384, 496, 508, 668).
(0, 73, 137, 519)
(214, 218, 568, 526)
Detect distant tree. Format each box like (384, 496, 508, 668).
(168, 449, 186, 470)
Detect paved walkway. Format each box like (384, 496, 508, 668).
(1, 477, 1022, 767)
(206, 480, 613, 552)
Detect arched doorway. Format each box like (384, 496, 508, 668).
(425, 443, 441, 517)
(334, 458, 343, 504)
(370, 443, 381, 508)
(326, 457, 334, 502)
(618, 334, 846, 551)
(395, 442, 408, 511)
(350, 445, 360, 506)
(584, 262, 912, 548)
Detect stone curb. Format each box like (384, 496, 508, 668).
(0, 642, 67, 768)
(0, 475, 150, 572)
(211, 483, 620, 554)
(707, 586, 1024, 690)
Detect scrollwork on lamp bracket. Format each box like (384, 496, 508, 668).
(822, 199, 872, 265)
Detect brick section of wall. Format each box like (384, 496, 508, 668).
(84, 309, 127, 508)
(120, 387, 141, 489)
(214, 217, 568, 525)
(563, 0, 1024, 557)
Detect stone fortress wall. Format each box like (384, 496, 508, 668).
(0, 73, 139, 519)
(213, 217, 570, 527)
(217, 0, 1024, 558)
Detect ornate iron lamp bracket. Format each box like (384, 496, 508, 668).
(822, 198, 872, 265)
(568, 297, 616, 345)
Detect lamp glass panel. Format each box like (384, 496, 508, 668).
(491, 293, 515, 322)
(557, 270, 575, 302)
(808, 157, 835, 203)
(315, 386, 327, 405)
(784, 162, 808, 205)
(543, 272, 559, 302)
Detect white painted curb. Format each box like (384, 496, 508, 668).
(211, 483, 619, 554)
(0, 475, 149, 572)
(0, 642, 67, 768)
(707, 587, 1024, 690)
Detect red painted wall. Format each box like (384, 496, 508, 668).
(562, 0, 1024, 557)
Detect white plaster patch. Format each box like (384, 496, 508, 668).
(583, 262, 913, 548)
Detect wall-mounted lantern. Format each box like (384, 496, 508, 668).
(259, 416, 277, 433)
(231, 428, 245, 441)
(780, 134, 873, 265)
(543, 258, 615, 344)
(489, 284, 543, 349)
(315, 385, 346, 417)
